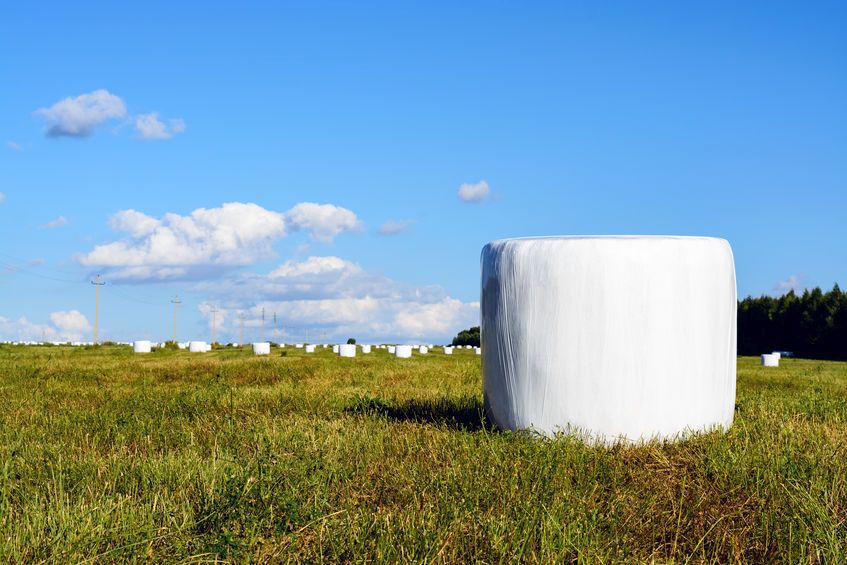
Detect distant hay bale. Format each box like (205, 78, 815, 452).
(761, 353, 779, 367)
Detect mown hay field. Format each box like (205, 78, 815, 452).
(0, 345, 844, 562)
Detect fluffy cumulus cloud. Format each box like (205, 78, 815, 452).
(378, 219, 415, 236)
(79, 202, 362, 281)
(36, 90, 127, 137)
(196, 255, 479, 342)
(285, 202, 362, 241)
(0, 310, 91, 342)
(457, 180, 490, 203)
(135, 113, 186, 140)
(35, 89, 184, 141)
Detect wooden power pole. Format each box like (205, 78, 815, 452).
(210, 306, 219, 345)
(170, 295, 181, 343)
(91, 274, 105, 344)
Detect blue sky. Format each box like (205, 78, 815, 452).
(1, 1, 845, 343)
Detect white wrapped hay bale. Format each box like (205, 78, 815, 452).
(761, 353, 779, 367)
(771, 351, 781, 360)
(444, 346, 453, 355)
(295, 343, 303, 348)
(305, 344, 316, 353)
(395, 345, 412, 358)
(189, 341, 208, 353)
(252, 342, 270, 355)
(387, 345, 396, 354)
(332, 344, 339, 353)
(133, 340, 151, 353)
(474, 347, 481, 355)
(339, 344, 356, 357)
(481, 236, 737, 443)
(419, 346, 428, 354)
(361, 345, 372, 354)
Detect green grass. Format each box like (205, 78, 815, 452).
(0, 345, 845, 563)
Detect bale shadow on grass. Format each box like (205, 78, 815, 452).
(345, 395, 492, 432)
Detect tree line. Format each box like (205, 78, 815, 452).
(739, 285, 847, 360)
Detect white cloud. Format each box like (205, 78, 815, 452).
(378, 219, 415, 236)
(196, 255, 479, 342)
(457, 180, 490, 203)
(285, 202, 362, 241)
(79, 202, 362, 281)
(6, 141, 23, 151)
(135, 112, 186, 140)
(36, 89, 127, 137)
(50, 310, 91, 337)
(773, 275, 809, 296)
(40, 216, 69, 229)
(0, 310, 91, 342)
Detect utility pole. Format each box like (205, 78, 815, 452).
(170, 295, 181, 344)
(210, 306, 219, 345)
(239, 312, 245, 346)
(261, 307, 265, 343)
(91, 274, 105, 344)
(273, 312, 278, 341)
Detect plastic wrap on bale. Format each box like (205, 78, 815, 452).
(480, 236, 737, 443)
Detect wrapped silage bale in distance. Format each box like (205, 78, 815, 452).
(332, 344, 339, 353)
(189, 341, 208, 353)
(252, 342, 270, 355)
(278, 343, 286, 348)
(771, 351, 781, 360)
(339, 344, 356, 357)
(361, 345, 371, 354)
(444, 346, 453, 355)
(395, 345, 412, 358)
(481, 236, 737, 444)
(419, 346, 428, 354)
(305, 344, 316, 353)
(178, 342, 188, 350)
(761, 353, 779, 367)
(474, 347, 481, 355)
(133, 340, 151, 353)
(387, 345, 396, 354)
(295, 343, 303, 348)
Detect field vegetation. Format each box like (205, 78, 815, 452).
(0, 344, 844, 562)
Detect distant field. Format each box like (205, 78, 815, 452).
(0, 345, 844, 562)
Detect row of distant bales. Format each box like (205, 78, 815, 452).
(1, 340, 788, 364)
(1, 340, 482, 358)
(130, 341, 483, 357)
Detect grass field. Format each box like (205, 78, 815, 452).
(0, 345, 844, 563)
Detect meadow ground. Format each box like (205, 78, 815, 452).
(0, 345, 844, 563)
